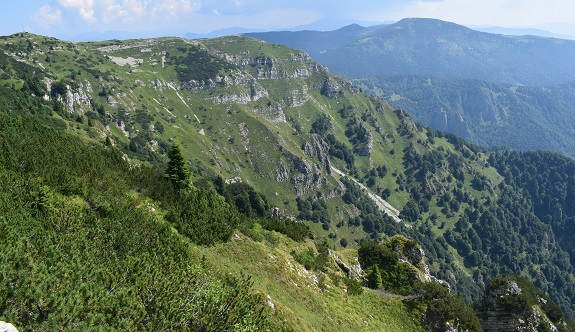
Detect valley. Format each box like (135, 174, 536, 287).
(247, 18, 575, 159)
(0, 30, 574, 330)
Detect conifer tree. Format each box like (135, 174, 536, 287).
(165, 140, 191, 189)
(368, 264, 383, 289)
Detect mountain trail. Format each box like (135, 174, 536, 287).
(167, 83, 200, 122)
(331, 166, 402, 223)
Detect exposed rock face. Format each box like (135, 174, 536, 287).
(477, 278, 557, 332)
(354, 131, 373, 157)
(213, 48, 326, 80)
(388, 236, 451, 290)
(0, 322, 18, 332)
(302, 135, 330, 166)
(402, 243, 425, 266)
(182, 72, 269, 105)
(274, 163, 290, 182)
(320, 78, 344, 99)
(431, 109, 468, 138)
(290, 156, 327, 196)
(284, 85, 310, 107)
(250, 104, 287, 123)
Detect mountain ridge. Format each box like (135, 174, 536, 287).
(246, 17, 575, 159)
(1, 31, 575, 329)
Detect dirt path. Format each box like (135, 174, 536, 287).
(331, 166, 402, 223)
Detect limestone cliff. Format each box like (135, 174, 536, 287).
(475, 275, 568, 332)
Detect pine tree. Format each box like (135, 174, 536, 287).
(165, 140, 191, 189)
(368, 264, 383, 289)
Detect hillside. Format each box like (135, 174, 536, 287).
(0, 111, 432, 331)
(353, 76, 575, 156)
(0, 32, 575, 329)
(246, 18, 575, 159)
(248, 18, 575, 86)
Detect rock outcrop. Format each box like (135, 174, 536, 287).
(290, 156, 327, 196)
(320, 78, 344, 99)
(182, 72, 269, 104)
(476, 276, 559, 332)
(302, 135, 330, 170)
(0, 322, 18, 332)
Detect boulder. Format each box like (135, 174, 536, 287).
(0, 322, 18, 332)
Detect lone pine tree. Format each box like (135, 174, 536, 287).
(165, 140, 191, 189)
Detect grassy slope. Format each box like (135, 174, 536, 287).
(200, 232, 423, 331)
(0, 32, 496, 273)
(0, 109, 424, 330)
(5, 32, 575, 321)
(3, 33, 503, 253)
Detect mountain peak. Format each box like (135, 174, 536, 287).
(388, 17, 477, 34)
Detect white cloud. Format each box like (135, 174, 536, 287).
(180, 0, 199, 13)
(59, 0, 97, 23)
(124, 0, 149, 17)
(152, 0, 200, 18)
(32, 5, 63, 27)
(101, 0, 149, 24)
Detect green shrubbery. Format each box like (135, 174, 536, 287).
(358, 239, 482, 330)
(0, 113, 270, 330)
(172, 45, 235, 82)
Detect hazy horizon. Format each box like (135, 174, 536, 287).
(2, 1, 575, 41)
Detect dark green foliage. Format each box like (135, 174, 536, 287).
(165, 140, 191, 189)
(411, 282, 483, 332)
(296, 196, 330, 225)
(474, 274, 575, 331)
(219, 180, 311, 241)
(168, 187, 240, 246)
(257, 218, 311, 242)
(50, 80, 67, 98)
(344, 117, 372, 154)
(358, 241, 419, 295)
(154, 120, 164, 134)
(22, 74, 46, 96)
(326, 134, 355, 168)
(0, 113, 269, 330)
(343, 277, 364, 295)
(172, 45, 235, 82)
(134, 109, 154, 126)
(310, 114, 332, 137)
(367, 265, 383, 289)
(221, 182, 269, 218)
(292, 240, 330, 272)
(358, 241, 399, 268)
(456, 150, 575, 319)
(341, 178, 399, 235)
(400, 200, 420, 222)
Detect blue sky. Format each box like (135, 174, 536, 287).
(3, 1, 575, 39)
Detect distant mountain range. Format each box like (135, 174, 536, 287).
(246, 18, 575, 158)
(473, 26, 575, 40)
(247, 18, 575, 86)
(56, 17, 575, 42)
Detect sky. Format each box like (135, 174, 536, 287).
(2, 0, 575, 40)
